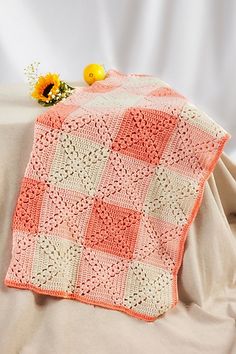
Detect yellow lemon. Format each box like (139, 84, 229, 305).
(83, 64, 106, 85)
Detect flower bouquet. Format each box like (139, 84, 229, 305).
(24, 62, 75, 107)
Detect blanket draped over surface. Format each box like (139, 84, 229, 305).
(4, 69, 230, 321)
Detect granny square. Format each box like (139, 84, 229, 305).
(111, 107, 178, 164)
(38, 184, 93, 243)
(62, 105, 124, 149)
(96, 149, 155, 211)
(24, 125, 59, 182)
(84, 197, 141, 259)
(31, 234, 82, 293)
(5, 231, 36, 285)
(76, 248, 129, 306)
(144, 166, 199, 225)
(36, 103, 78, 129)
(12, 177, 46, 233)
(123, 261, 173, 318)
(49, 132, 110, 194)
(133, 215, 183, 272)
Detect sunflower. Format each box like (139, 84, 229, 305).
(31, 73, 60, 102)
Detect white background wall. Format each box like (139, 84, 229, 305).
(0, 0, 235, 159)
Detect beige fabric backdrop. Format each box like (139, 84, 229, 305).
(0, 84, 236, 354)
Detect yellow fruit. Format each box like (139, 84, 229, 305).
(83, 64, 106, 85)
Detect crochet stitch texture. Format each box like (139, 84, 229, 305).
(4, 69, 230, 321)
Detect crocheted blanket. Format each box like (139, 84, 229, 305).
(4, 69, 230, 321)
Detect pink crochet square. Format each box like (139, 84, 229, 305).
(36, 103, 77, 129)
(84, 197, 141, 259)
(25, 125, 59, 182)
(83, 81, 121, 93)
(148, 87, 185, 98)
(4, 231, 36, 285)
(111, 107, 178, 165)
(135, 95, 186, 116)
(12, 177, 46, 233)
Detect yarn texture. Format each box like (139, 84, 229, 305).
(4, 69, 230, 321)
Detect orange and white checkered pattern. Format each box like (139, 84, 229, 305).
(4, 69, 230, 321)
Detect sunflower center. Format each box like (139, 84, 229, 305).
(43, 84, 54, 98)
